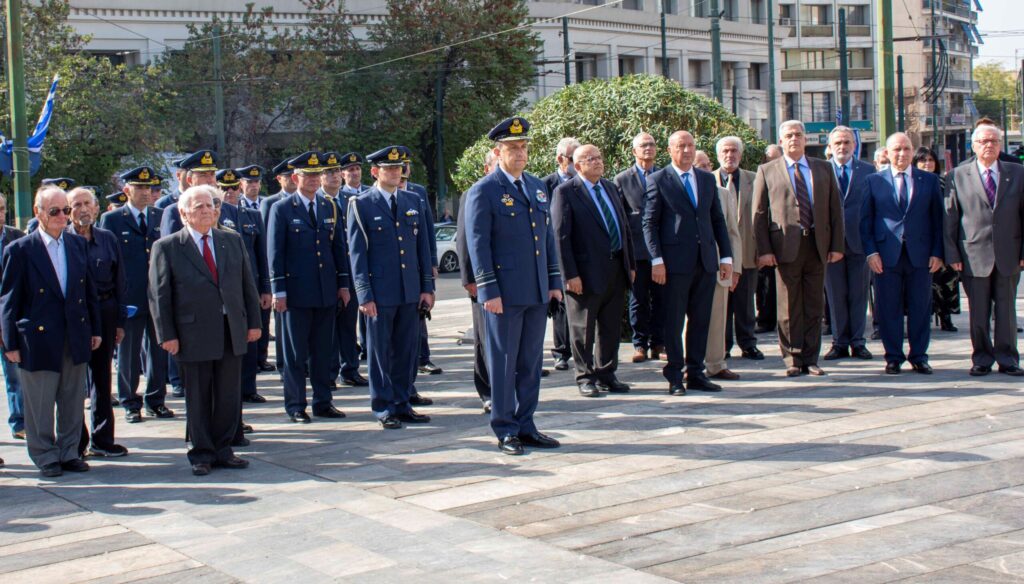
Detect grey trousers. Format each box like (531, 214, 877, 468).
(20, 345, 88, 468)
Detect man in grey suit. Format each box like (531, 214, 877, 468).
(149, 185, 263, 475)
(823, 126, 875, 361)
(944, 124, 1024, 376)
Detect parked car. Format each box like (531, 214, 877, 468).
(435, 223, 459, 273)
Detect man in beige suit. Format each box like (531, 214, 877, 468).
(696, 151, 743, 380)
(713, 137, 764, 362)
(753, 120, 845, 377)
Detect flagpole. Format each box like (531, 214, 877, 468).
(4, 0, 32, 227)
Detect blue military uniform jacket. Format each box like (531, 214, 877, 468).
(406, 181, 438, 267)
(220, 203, 270, 295)
(267, 192, 349, 308)
(0, 230, 102, 372)
(464, 168, 562, 305)
(347, 187, 434, 307)
(154, 193, 178, 210)
(98, 205, 163, 314)
(319, 189, 358, 294)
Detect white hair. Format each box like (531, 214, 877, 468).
(33, 186, 65, 212)
(778, 120, 806, 137)
(765, 144, 783, 157)
(971, 124, 1003, 143)
(716, 136, 743, 154)
(67, 186, 100, 206)
(828, 125, 855, 141)
(632, 132, 655, 149)
(556, 137, 581, 158)
(179, 184, 219, 213)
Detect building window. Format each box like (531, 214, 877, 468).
(750, 0, 766, 24)
(850, 91, 870, 120)
(622, 0, 643, 9)
(653, 57, 680, 81)
(687, 59, 710, 90)
(662, 0, 679, 14)
(749, 62, 765, 90)
(619, 55, 643, 76)
(809, 92, 834, 122)
(783, 92, 800, 120)
(800, 3, 832, 25)
(723, 0, 739, 21)
(692, 0, 709, 18)
(839, 4, 868, 25)
(779, 3, 795, 25)
(575, 52, 600, 82)
(80, 50, 140, 66)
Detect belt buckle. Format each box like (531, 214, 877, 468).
(801, 228, 811, 237)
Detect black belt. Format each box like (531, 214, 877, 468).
(800, 228, 815, 237)
(97, 291, 115, 301)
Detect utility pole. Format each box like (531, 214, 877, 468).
(838, 8, 849, 126)
(4, 0, 32, 227)
(876, 0, 896, 138)
(562, 17, 571, 87)
(660, 0, 669, 78)
(897, 56, 905, 132)
(710, 0, 722, 103)
(930, 0, 938, 150)
(435, 43, 447, 215)
(732, 83, 737, 115)
(211, 23, 226, 155)
(767, 0, 778, 142)
(1002, 98, 1009, 153)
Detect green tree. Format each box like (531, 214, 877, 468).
(0, 0, 171, 193)
(973, 62, 1018, 129)
(452, 74, 766, 193)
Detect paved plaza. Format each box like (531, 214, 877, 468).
(2, 288, 1024, 583)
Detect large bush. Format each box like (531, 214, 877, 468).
(452, 74, 766, 192)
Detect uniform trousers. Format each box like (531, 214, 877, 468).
(79, 300, 118, 454)
(366, 303, 418, 418)
(257, 307, 271, 365)
(330, 295, 360, 380)
(280, 306, 335, 415)
(775, 233, 826, 367)
(21, 343, 87, 468)
(485, 303, 546, 439)
(117, 312, 167, 411)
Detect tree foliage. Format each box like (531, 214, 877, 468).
(452, 74, 767, 193)
(973, 62, 1018, 129)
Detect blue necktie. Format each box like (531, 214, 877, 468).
(681, 172, 697, 208)
(897, 172, 909, 214)
(838, 165, 849, 197)
(638, 168, 648, 191)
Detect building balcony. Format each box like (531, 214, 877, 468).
(922, 0, 979, 22)
(781, 68, 873, 82)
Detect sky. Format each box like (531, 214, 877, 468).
(976, 0, 1020, 69)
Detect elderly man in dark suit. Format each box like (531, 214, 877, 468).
(945, 124, 1024, 376)
(754, 120, 845, 377)
(150, 185, 262, 476)
(824, 126, 876, 361)
(541, 137, 581, 371)
(1, 187, 101, 477)
(644, 130, 734, 395)
(615, 132, 664, 363)
(552, 144, 635, 397)
(862, 132, 945, 374)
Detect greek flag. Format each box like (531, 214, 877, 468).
(0, 74, 59, 177)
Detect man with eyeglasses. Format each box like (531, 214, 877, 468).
(615, 132, 665, 364)
(1, 186, 102, 477)
(99, 166, 173, 423)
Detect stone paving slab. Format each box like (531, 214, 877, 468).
(1, 292, 1023, 582)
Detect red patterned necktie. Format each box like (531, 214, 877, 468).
(202, 234, 218, 285)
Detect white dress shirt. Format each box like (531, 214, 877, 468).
(39, 229, 68, 295)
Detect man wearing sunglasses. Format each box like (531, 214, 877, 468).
(1, 186, 102, 477)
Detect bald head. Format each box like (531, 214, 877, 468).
(668, 131, 696, 170)
(886, 132, 914, 172)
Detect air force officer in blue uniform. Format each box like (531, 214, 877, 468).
(267, 152, 351, 423)
(861, 132, 944, 374)
(464, 117, 563, 455)
(348, 146, 435, 429)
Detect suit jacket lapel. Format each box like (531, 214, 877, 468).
(179, 228, 216, 285)
(574, 177, 609, 233)
(964, 163, 991, 209)
(29, 232, 65, 298)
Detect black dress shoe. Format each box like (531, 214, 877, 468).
(938, 314, 958, 332)
(871, 329, 881, 340)
(541, 369, 550, 377)
(911, 362, 933, 374)
(313, 405, 346, 419)
(553, 357, 569, 371)
(257, 362, 277, 372)
(242, 394, 267, 404)
(240, 423, 253, 433)
(804, 365, 827, 376)
(970, 365, 992, 376)
(290, 411, 312, 423)
(482, 399, 492, 414)
(146, 405, 175, 419)
(171, 386, 185, 398)
(999, 365, 1024, 376)
(396, 410, 431, 424)
(518, 431, 560, 449)
(597, 378, 630, 393)
(686, 374, 722, 392)
(418, 361, 443, 375)
(409, 393, 433, 406)
(822, 325, 832, 336)
(214, 456, 249, 469)
(378, 415, 403, 429)
(191, 463, 211, 476)
(824, 346, 849, 360)
(578, 382, 601, 398)
(786, 367, 803, 377)
(231, 437, 251, 447)
(340, 373, 369, 387)
(125, 409, 142, 423)
(40, 463, 63, 477)
(852, 346, 873, 360)
(359, 352, 367, 361)
(885, 362, 901, 374)
(61, 458, 90, 472)
(498, 435, 524, 455)
(741, 347, 765, 360)
(668, 383, 687, 396)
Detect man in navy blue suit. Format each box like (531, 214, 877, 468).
(465, 117, 564, 455)
(861, 132, 945, 374)
(644, 130, 733, 395)
(1, 187, 101, 477)
(824, 126, 876, 361)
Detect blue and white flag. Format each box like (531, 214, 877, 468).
(0, 74, 58, 177)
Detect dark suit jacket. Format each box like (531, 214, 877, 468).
(753, 156, 845, 264)
(832, 158, 875, 256)
(614, 164, 658, 262)
(456, 192, 475, 288)
(1, 230, 101, 372)
(861, 168, 944, 268)
(542, 171, 566, 199)
(149, 228, 261, 362)
(0, 225, 26, 252)
(643, 165, 732, 274)
(551, 175, 634, 295)
(944, 160, 1024, 278)
(98, 205, 163, 314)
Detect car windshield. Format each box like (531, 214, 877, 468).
(435, 226, 455, 241)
